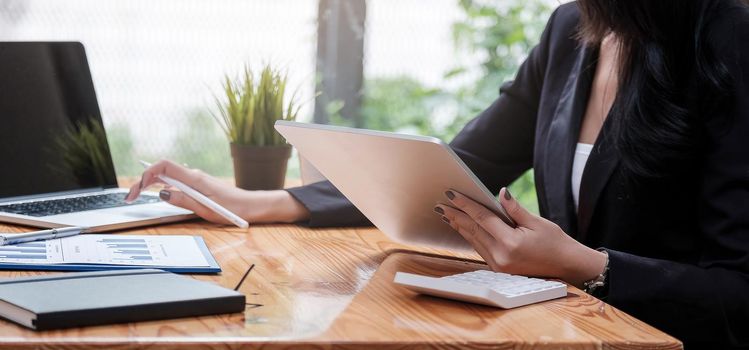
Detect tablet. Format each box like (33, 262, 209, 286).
(275, 121, 515, 251)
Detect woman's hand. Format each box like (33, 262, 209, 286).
(124, 160, 310, 225)
(434, 188, 607, 287)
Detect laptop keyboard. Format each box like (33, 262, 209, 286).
(0, 193, 160, 217)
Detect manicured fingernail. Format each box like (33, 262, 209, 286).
(504, 188, 512, 200)
(445, 190, 455, 200)
(433, 206, 445, 215)
(441, 216, 450, 224)
(159, 190, 171, 201)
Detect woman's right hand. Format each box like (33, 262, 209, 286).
(123, 160, 310, 225)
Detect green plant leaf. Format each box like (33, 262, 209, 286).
(213, 63, 298, 146)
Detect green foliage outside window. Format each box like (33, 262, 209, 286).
(107, 0, 554, 215)
(451, 0, 550, 214)
(350, 0, 552, 213)
(172, 111, 233, 177)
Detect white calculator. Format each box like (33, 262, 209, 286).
(394, 270, 567, 309)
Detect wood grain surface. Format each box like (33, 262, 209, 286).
(0, 217, 682, 349)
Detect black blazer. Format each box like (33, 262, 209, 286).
(287, 3, 749, 348)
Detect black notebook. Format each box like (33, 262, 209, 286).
(0, 269, 245, 330)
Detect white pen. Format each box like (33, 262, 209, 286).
(138, 160, 249, 229)
(0, 227, 86, 246)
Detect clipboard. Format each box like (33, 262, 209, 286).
(0, 236, 221, 274)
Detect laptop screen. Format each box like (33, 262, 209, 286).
(0, 42, 117, 200)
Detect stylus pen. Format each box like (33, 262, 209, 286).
(138, 160, 249, 229)
(0, 226, 86, 246)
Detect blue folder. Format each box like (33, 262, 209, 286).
(0, 236, 221, 274)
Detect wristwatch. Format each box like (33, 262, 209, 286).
(583, 248, 609, 296)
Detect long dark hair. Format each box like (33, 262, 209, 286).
(576, 0, 739, 178)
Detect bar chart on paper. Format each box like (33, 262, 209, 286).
(0, 242, 61, 263)
(62, 235, 210, 267)
(0, 235, 210, 267)
(98, 238, 154, 263)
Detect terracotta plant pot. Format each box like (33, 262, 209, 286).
(230, 143, 292, 190)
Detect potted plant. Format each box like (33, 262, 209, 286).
(214, 64, 300, 190)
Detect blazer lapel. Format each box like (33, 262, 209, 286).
(576, 110, 621, 241)
(542, 46, 597, 235)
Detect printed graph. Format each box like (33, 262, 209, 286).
(0, 235, 208, 267)
(62, 235, 209, 267)
(0, 242, 48, 260)
(0, 240, 63, 264)
(98, 238, 153, 262)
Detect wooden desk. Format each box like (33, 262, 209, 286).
(0, 221, 682, 349)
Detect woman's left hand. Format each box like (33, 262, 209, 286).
(435, 188, 607, 287)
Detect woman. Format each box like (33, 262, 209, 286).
(126, 1, 749, 348)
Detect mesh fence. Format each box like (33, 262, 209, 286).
(1, 0, 320, 177)
(0, 0, 559, 186)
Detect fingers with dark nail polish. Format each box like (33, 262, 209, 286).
(504, 187, 513, 200)
(159, 190, 171, 201)
(445, 190, 455, 200)
(433, 206, 445, 215)
(441, 216, 450, 224)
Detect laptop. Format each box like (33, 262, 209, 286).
(0, 42, 194, 232)
(275, 120, 515, 251)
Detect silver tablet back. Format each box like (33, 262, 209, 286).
(275, 121, 514, 251)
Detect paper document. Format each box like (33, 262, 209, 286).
(0, 235, 210, 267)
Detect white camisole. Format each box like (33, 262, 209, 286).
(571, 143, 594, 211)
